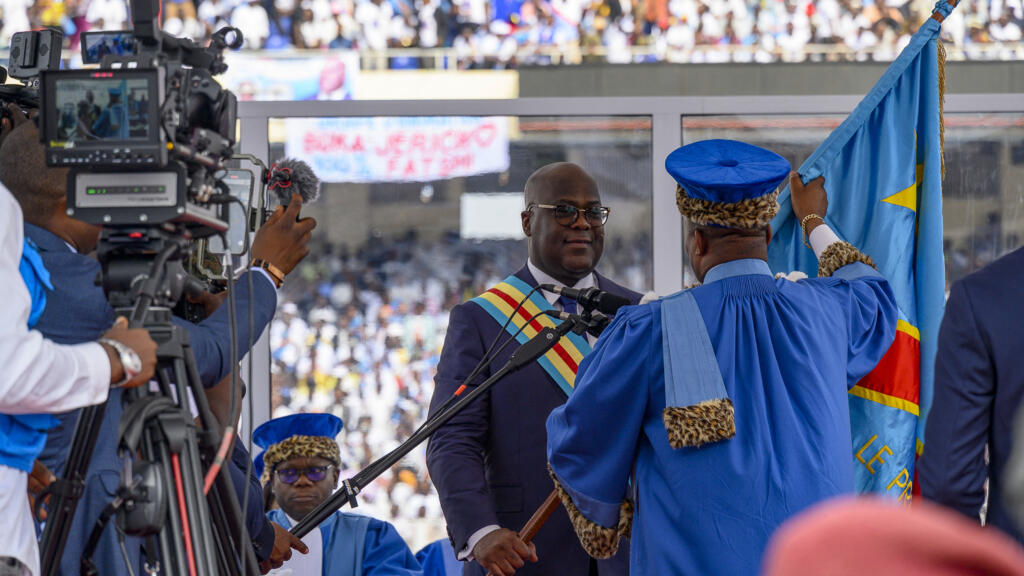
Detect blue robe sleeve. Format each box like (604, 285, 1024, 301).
(546, 305, 653, 557)
(918, 279, 990, 521)
(826, 262, 898, 387)
(360, 518, 424, 575)
(174, 270, 278, 387)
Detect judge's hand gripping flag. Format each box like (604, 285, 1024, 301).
(767, 0, 958, 500)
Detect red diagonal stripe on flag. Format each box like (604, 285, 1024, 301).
(856, 330, 921, 406)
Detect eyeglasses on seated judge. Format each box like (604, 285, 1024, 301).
(527, 203, 611, 227)
(274, 464, 336, 484)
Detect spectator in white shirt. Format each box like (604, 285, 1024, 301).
(84, 0, 128, 31)
(990, 12, 1023, 40)
(232, 0, 272, 48)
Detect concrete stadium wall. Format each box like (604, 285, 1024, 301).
(518, 61, 1024, 97)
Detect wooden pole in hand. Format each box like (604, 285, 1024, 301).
(484, 489, 561, 576)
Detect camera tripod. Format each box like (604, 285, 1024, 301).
(39, 231, 260, 576)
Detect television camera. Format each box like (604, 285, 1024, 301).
(33, 3, 267, 576)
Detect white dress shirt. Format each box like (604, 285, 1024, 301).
(0, 185, 112, 414)
(0, 184, 114, 576)
(459, 260, 597, 561)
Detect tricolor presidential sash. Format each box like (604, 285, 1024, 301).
(469, 275, 592, 397)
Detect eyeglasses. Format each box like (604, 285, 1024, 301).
(529, 203, 610, 227)
(274, 464, 335, 484)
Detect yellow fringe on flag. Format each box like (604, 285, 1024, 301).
(937, 38, 946, 179)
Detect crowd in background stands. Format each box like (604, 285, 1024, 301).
(265, 233, 648, 550)
(1, 0, 1022, 66)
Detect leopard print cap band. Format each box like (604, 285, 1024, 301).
(676, 185, 780, 230)
(260, 435, 341, 486)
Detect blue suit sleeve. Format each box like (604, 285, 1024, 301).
(361, 519, 424, 575)
(228, 439, 277, 561)
(825, 264, 898, 388)
(424, 303, 498, 551)
(918, 279, 991, 521)
(177, 271, 277, 388)
(547, 306, 652, 528)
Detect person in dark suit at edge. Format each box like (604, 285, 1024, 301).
(426, 163, 639, 576)
(0, 117, 310, 575)
(919, 246, 1024, 544)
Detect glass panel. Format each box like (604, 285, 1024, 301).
(681, 113, 1024, 290)
(267, 115, 652, 549)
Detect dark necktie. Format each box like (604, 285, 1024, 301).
(558, 294, 578, 315)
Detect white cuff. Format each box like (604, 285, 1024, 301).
(458, 525, 501, 561)
(809, 224, 842, 259)
(75, 342, 112, 404)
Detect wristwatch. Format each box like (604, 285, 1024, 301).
(250, 258, 285, 288)
(99, 338, 143, 387)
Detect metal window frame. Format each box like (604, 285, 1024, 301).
(237, 93, 1024, 438)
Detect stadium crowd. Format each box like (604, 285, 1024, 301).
(264, 231, 648, 550)
(1, 0, 1021, 67)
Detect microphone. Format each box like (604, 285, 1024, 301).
(544, 309, 611, 338)
(267, 157, 321, 208)
(539, 284, 632, 316)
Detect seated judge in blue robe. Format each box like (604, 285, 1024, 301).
(546, 140, 899, 575)
(256, 413, 424, 576)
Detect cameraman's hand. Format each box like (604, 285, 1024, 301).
(789, 172, 829, 235)
(100, 317, 158, 388)
(186, 289, 228, 318)
(0, 103, 31, 147)
(250, 194, 317, 278)
(259, 523, 308, 574)
(28, 459, 54, 522)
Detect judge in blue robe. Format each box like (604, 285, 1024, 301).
(255, 413, 424, 576)
(546, 140, 899, 575)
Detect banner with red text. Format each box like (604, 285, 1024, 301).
(284, 117, 510, 183)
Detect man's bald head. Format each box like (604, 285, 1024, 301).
(520, 162, 606, 286)
(0, 120, 68, 225)
(523, 162, 598, 207)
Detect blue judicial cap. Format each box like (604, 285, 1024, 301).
(253, 412, 343, 449)
(253, 413, 343, 485)
(667, 139, 790, 228)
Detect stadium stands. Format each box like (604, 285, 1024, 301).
(1, 0, 1021, 67)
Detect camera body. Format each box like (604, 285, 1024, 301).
(0, 30, 64, 123)
(41, 0, 243, 239)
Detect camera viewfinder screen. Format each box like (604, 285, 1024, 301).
(82, 32, 137, 64)
(53, 77, 152, 142)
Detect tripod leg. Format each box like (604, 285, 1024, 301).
(143, 418, 189, 576)
(205, 484, 239, 576)
(39, 402, 108, 576)
(182, 345, 261, 576)
(170, 358, 219, 576)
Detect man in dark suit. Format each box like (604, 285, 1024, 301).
(426, 163, 639, 576)
(919, 247, 1024, 543)
(0, 119, 311, 574)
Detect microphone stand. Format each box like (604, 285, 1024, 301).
(290, 311, 602, 538)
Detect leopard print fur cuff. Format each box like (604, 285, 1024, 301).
(663, 398, 736, 449)
(817, 241, 877, 278)
(549, 465, 633, 559)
